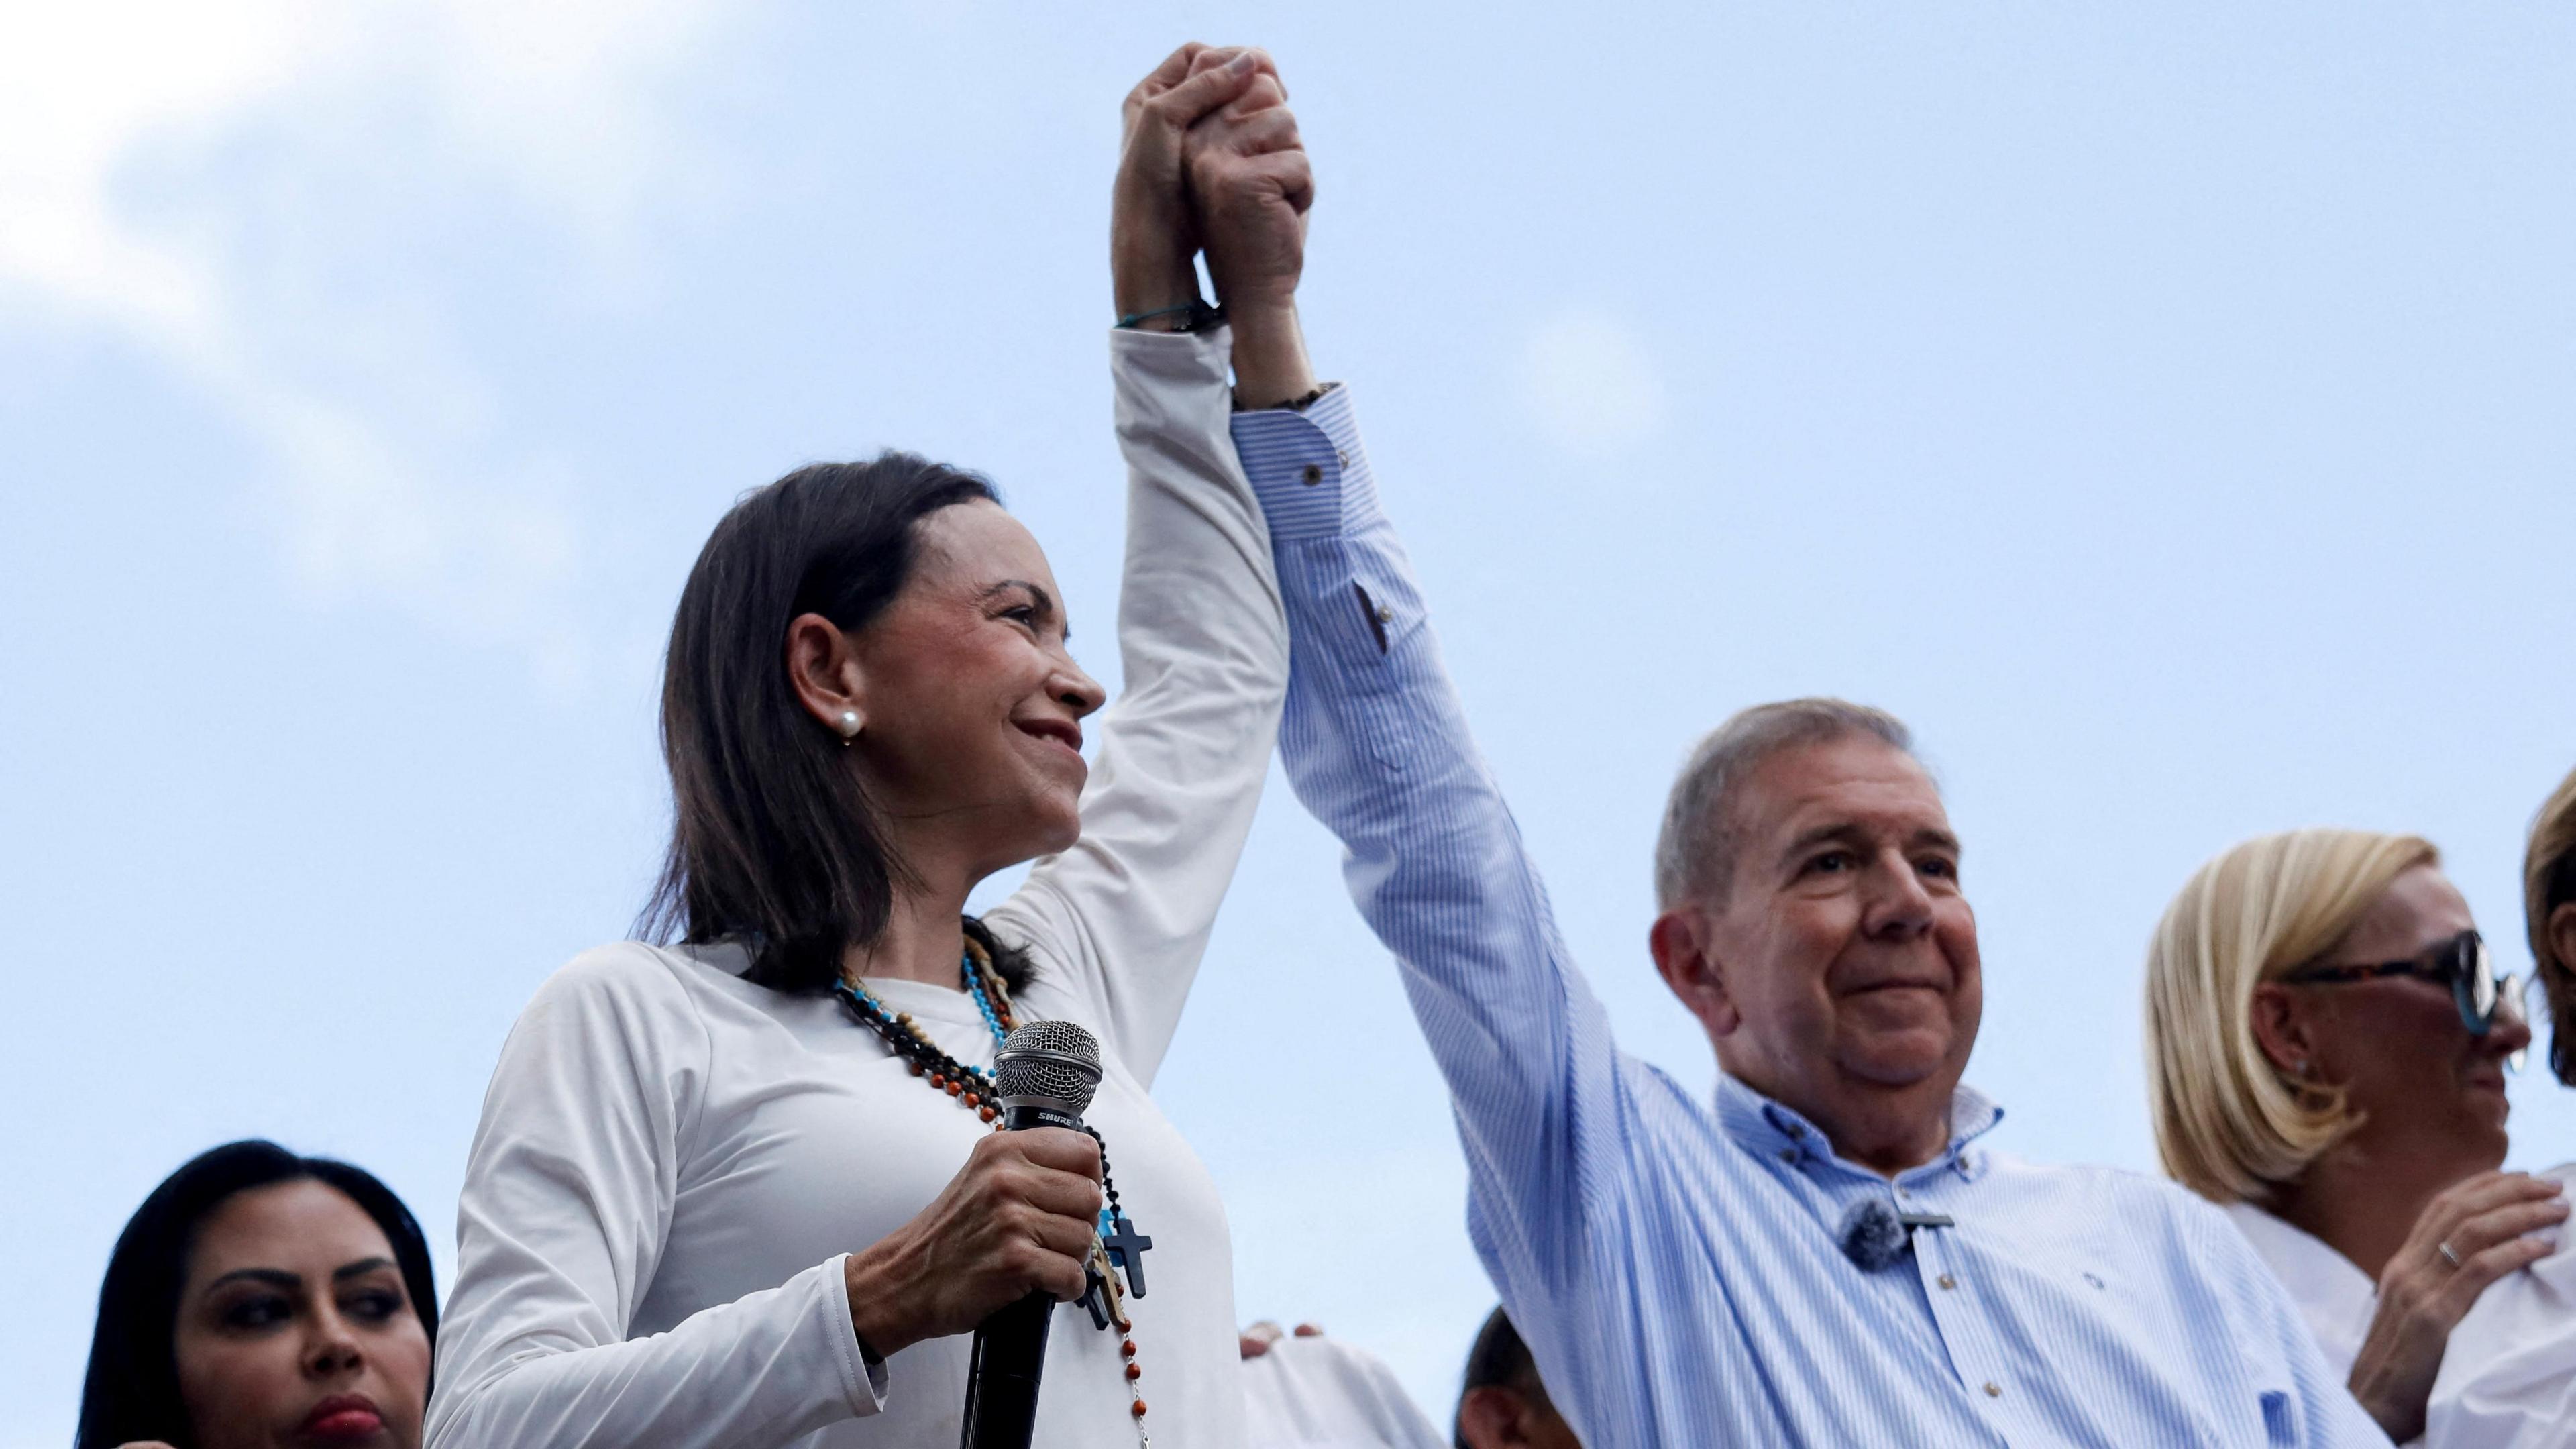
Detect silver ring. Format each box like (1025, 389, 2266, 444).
(2439, 1241, 2463, 1269)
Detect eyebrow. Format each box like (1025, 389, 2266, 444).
(1777, 822, 1964, 863)
(981, 580, 1069, 641)
(204, 1257, 399, 1293)
(1777, 824, 1866, 868)
(333, 1256, 398, 1282)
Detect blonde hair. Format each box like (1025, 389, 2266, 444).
(2527, 765, 2576, 1085)
(2143, 828, 2438, 1205)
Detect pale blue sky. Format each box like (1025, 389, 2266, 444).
(5, 3, 2573, 1440)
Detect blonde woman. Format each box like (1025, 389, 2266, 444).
(2144, 828, 2563, 1442)
(2416, 769, 2576, 1445)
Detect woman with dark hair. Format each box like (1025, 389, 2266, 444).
(78, 1139, 437, 1449)
(427, 44, 1314, 1449)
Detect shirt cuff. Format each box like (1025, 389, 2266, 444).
(1108, 322, 1232, 388)
(820, 1254, 892, 1417)
(1230, 384, 1377, 541)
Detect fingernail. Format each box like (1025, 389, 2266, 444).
(1228, 52, 1258, 74)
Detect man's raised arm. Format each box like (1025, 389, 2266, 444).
(1183, 68, 1637, 1282)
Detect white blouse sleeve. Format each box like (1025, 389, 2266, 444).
(2422, 1162, 2576, 1448)
(425, 947, 886, 1448)
(981, 326, 1287, 1085)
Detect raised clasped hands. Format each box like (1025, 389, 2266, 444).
(1114, 42, 1318, 408)
(1176, 46, 1311, 328)
(1113, 44, 1276, 321)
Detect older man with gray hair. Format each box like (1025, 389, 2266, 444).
(1225, 355, 2390, 1440)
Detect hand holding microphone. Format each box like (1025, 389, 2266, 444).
(839, 1106, 1103, 1360)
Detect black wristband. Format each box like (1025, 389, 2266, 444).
(1116, 300, 1226, 333)
(1236, 384, 1330, 414)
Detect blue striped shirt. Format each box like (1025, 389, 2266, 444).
(1230, 388, 2390, 1449)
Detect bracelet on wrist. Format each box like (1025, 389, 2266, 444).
(1116, 299, 1226, 333)
(1234, 384, 1329, 414)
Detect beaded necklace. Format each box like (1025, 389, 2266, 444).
(833, 944, 1157, 1446)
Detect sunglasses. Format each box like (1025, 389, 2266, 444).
(2280, 929, 2528, 1053)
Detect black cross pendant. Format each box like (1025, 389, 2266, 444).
(1102, 1213, 1154, 1299)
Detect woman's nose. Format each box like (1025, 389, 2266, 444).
(304, 1313, 364, 1378)
(1057, 661, 1107, 718)
(2487, 991, 2536, 1056)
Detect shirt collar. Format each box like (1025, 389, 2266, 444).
(1713, 1070, 2004, 1182)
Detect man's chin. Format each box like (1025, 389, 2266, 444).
(1839, 1034, 1960, 1090)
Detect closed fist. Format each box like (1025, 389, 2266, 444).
(1181, 48, 1311, 319)
(841, 1127, 1106, 1357)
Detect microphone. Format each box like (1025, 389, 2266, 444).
(1836, 1197, 1956, 1271)
(960, 1020, 1105, 1449)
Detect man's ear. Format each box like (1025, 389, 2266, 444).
(1456, 1386, 1533, 1449)
(1650, 906, 1741, 1040)
(784, 612, 868, 739)
(2247, 981, 2316, 1079)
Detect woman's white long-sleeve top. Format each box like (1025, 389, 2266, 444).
(2423, 1161, 2576, 1448)
(425, 328, 1285, 1449)
(2226, 1177, 2576, 1449)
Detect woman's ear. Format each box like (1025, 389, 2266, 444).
(1650, 907, 1741, 1041)
(2549, 902, 2576, 998)
(2248, 981, 2316, 1079)
(785, 612, 867, 741)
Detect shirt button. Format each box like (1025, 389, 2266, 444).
(1335, 449, 1348, 466)
(1937, 1274, 1956, 1291)
(1300, 464, 1324, 485)
(1983, 1382, 2001, 1398)
(1374, 602, 1393, 624)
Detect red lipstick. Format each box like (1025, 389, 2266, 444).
(299, 1393, 384, 1443)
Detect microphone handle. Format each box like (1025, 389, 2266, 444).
(960, 1290, 1055, 1449)
(960, 1095, 1087, 1449)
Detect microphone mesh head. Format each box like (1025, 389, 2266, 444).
(993, 1019, 1103, 1115)
(1837, 1197, 1910, 1271)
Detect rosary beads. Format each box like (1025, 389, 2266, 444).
(833, 944, 1155, 1444)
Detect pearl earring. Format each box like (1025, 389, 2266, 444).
(837, 710, 861, 740)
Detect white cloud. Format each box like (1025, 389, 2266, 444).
(0, 0, 733, 676)
(1515, 306, 1668, 453)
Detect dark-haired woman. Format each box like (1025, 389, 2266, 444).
(428, 46, 1312, 1449)
(78, 1140, 438, 1449)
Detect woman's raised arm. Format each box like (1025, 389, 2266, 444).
(985, 47, 1295, 1084)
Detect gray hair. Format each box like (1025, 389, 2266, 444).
(1652, 698, 1917, 910)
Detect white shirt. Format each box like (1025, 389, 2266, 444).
(1240, 1337, 1446, 1449)
(2424, 1162, 2576, 1448)
(2223, 1201, 2379, 1381)
(426, 326, 1287, 1449)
